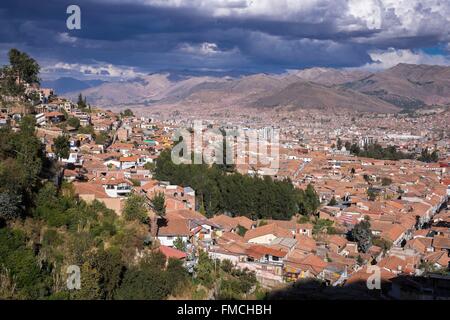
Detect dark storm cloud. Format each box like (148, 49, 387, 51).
(0, 0, 449, 78)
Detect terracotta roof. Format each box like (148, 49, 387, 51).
(432, 236, 450, 250)
(381, 224, 406, 243)
(157, 218, 190, 237)
(378, 255, 407, 272)
(327, 235, 348, 248)
(244, 223, 292, 241)
(73, 181, 108, 198)
(119, 155, 139, 162)
(157, 245, 187, 260)
(218, 231, 245, 244)
(209, 214, 237, 231)
(234, 216, 255, 230)
(345, 266, 396, 287)
(246, 244, 288, 259)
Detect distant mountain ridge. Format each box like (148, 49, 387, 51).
(42, 77, 107, 94)
(62, 64, 450, 113)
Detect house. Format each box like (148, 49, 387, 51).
(345, 266, 396, 291)
(378, 256, 412, 275)
(73, 181, 125, 215)
(99, 177, 133, 198)
(381, 224, 408, 247)
(209, 242, 249, 264)
(297, 223, 313, 237)
(246, 244, 288, 266)
(157, 217, 191, 247)
(45, 111, 65, 124)
(283, 254, 327, 282)
(119, 155, 140, 169)
(157, 245, 187, 261)
(327, 235, 348, 254)
(432, 236, 450, 254)
(244, 223, 293, 244)
(208, 214, 255, 233)
(61, 153, 84, 166)
(157, 209, 211, 247)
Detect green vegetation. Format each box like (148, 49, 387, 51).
(372, 237, 393, 253)
(120, 109, 134, 117)
(0, 48, 40, 97)
(123, 194, 148, 223)
(194, 251, 257, 299)
(236, 225, 248, 237)
(349, 143, 413, 161)
(381, 177, 393, 186)
(53, 135, 70, 159)
(328, 197, 338, 206)
(351, 217, 372, 253)
(66, 117, 80, 130)
(94, 131, 110, 145)
(155, 149, 320, 219)
(150, 192, 166, 218)
(143, 161, 156, 172)
(0, 50, 193, 300)
(0, 116, 46, 220)
(173, 237, 187, 252)
(418, 148, 439, 163)
(77, 93, 88, 111)
(312, 218, 335, 235)
(115, 252, 188, 300)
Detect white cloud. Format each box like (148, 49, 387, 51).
(178, 42, 221, 55)
(42, 62, 146, 79)
(362, 48, 450, 70)
(56, 32, 77, 44)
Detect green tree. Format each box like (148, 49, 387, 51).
(77, 93, 87, 110)
(150, 192, 166, 218)
(143, 162, 156, 172)
(54, 135, 70, 159)
(173, 237, 186, 252)
(0, 192, 21, 222)
(67, 117, 80, 130)
(381, 177, 392, 186)
(367, 189, 377, 201)
(0, 49, 40, 97)
(336, 137, 342, 150)
(236, 225, 248, 237)
(8, 48, 40, 85)
(351, 218, 372, 253)
(121, 109, 134, 117)
(328, 197, 338, 206)
(115, 252, 174, 300)
(195, 250, 215, 288)
(123, 194, 148, 223)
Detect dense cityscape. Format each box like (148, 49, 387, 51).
(0, 1, 450, 309)
(1, 47, 449, 301)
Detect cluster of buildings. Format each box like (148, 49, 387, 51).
(3, 82, 449, 299)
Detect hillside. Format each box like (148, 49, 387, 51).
(250, 81, 400, 113)
(62, 64, 450, 113)
(344, 63, 450, 108)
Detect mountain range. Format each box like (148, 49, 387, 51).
(61, 64, 450, 113)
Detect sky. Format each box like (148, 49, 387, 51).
(1, 0, 450, 80)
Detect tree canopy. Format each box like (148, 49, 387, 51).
(154, 149, 320, 219)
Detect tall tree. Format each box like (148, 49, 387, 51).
(351, 217, 372, 253)
(123, 194, 148, 223)
(53, 135, 70, 159)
